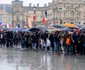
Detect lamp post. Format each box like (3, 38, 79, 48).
(59, 7, 62, 24)
(77, 13, 79, 24)
(23, 11, 28, 27)
(53, 8, 55, 24)
(16, 13, 20, 28)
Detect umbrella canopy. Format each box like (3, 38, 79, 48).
(80, 26, 85, 30)
(61, 28, 72, 31)
(29, 28, 40, 32)
(13, 28, 21, 31)
(62, 23, 78, 28)
(21, 29, 30, 32)
(47, 28, 61, 33)
(37, 25, 47, 32)
(6, 28, 13, 32)
(76, 24, 82, 28)
(53, 24, 64, 28)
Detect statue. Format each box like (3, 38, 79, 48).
(15, 0, 19, 1)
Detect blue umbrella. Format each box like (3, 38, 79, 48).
(38, 26, 47, 32)
(76, 24, 82, 28)
(53, 24, 64, 28)
(13, 28, 21, 31)
(61, 28, 72, 31)
(80, 26, 85, 31)
(21, 29, 30, 32)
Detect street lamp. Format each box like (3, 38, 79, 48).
(23, 11, 28, 27)
(59, 7, 62, 24)
(16, 12, 20, 28)
(77, 13, 79, 24)
(53, 8, 55, 24)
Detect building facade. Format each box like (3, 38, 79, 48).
(0, 0, 85, 27)
(49, 0, 85, 25)
(0, 4, 12, 25)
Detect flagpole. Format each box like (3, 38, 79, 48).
(33, 5, 36, 27)
(42, 10, 47, 27)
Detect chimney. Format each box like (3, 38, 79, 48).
(33, 4, 35, 7)
(44, 4, 47, 7)
(29, 3, 32, 7)
(48, 2, 51, 6)
(37, 3, 39, 7)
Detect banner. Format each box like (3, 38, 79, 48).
(28, 16, 32, 28)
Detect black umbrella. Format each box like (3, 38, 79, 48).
(30, 28, 40, 32)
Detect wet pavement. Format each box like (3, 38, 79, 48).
(0, 48, 85, 70)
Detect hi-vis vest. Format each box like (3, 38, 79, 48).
(66, 37, 71, 45)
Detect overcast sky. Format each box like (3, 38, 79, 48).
(0, 0, 52, 6)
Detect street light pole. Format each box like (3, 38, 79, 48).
(59, 7, 62, 24)
(53, 8, 55, 24)
(23, 11, 28, 27)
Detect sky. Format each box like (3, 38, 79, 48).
(0, 0, 52, 6)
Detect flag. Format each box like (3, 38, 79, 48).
(42, 10, 47, 24)
(42, 18, 47, 23)
(5, 24, 7, 28)
(77, 29, 80, 34)
(0, 22, 2, 25)
(0, 22, 4, 27)
(4, 24, 12, 28)
(1, 23, 4, 27)
(33, 9, 36, 20)
(9, 24, 12, 28)
(28, 16, 32, 28)
(49, 22, 54, 28)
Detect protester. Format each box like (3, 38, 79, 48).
(82, 33, 85, 55)
(0, 28, 85, 56)
(64, 33, 73, 55)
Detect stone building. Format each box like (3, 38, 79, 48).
(1, 0, 85, 27)
(49, 0, 85, 24)
(12, 0, 47, 27)
(12, 0, 85, 27)
(0, 4, 12, 25)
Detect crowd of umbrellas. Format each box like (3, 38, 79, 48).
(0, 23, 85, 34)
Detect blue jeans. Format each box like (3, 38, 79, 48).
(54, 42, 59, 52)
(64, 44, 73, 55)
(32, 43, 37, 50)
(21, 40, 25, 48)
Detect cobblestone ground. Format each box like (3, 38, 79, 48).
(0, 47, 85, 70)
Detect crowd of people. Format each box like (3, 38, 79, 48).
(0, 30, 85, 55)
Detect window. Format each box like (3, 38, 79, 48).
(0, 15, 2, 21)
(8, 16, 11, 21)
(70, 11, 74, 18)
